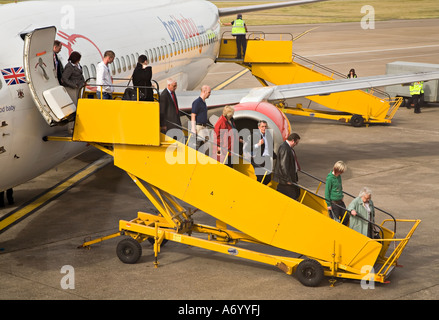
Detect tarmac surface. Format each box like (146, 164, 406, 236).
(1, 19, 439, 303)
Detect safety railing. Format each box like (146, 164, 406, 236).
(299, 170, 397, 235)
(291, 53, 392, 101)
(374, 218, 420, 277)
(138, 106, 401, 243)
(80, 77, 160, 102)
(221, 31, 293, 42)
(160, 118, 390, 236)
(293, 176, 421, 280)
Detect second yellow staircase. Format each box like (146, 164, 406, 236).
(217, 33, 402, 126)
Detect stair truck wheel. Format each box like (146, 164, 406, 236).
(296, 259, 325, 287)
(350, 114, 365, 127)
(116, 238, 142, 264)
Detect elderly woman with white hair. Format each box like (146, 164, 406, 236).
(347, 187, 375, 237)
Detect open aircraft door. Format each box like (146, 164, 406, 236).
(23, 26, 75, 126)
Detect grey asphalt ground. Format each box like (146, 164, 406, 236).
(1, 19, 439, 304)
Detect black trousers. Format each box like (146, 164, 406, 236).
(277, 184, 300, 200)
(256, 172, 271, 185)
(235, 35, 247, 58)
(252, 156, 272, 185)
(330, 200, 349, 226)
(0, 188, 14, 206)
(410, 94, 421, 113)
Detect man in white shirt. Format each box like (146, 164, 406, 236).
(96, 50, 115, 99)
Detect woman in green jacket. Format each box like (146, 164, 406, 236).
(325, 161, 348, 225)
(347, 187, 375, 237)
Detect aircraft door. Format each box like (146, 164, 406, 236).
(0, 73, 12, 158)
(23, 26, 75, 126)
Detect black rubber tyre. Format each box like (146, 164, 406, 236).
(296, 259, 325, 287)
(350, 114, 364, 127)
(116, 238, 142, 264)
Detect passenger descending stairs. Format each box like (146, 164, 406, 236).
(60, 98, 420, 286)
(217, 34, 402, 126)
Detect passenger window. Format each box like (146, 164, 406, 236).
(91, 64, 96, 79)
(148, 49, 153, 63)
(115, 58, 121, 73)
(83, 65, 90, 81)
(110, 62, 116, 75)
(126, 55, 131, 70)
(121, 56, 126, 72)
(135, 53, 139, 64)
(130, 54, 136, 68)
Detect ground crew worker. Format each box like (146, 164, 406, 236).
(223, 14, 248, 59)
(409, 81, 423, 114)
(347, 68, 357, 78)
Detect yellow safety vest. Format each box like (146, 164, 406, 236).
(410, 82, 422, 95)
(232, 19, 246, 35)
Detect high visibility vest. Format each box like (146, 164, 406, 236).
(232, 19, 246, 35)
(410, 82, 422, 95)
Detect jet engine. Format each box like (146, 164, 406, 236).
(232, 101, 291, 152)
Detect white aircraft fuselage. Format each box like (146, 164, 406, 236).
(0, 0, 222, 191)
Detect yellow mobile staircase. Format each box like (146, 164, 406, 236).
(217, 32, 403, 126)
(48, 97, 420, 287)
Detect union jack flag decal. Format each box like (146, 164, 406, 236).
(1, 67, 26, 86)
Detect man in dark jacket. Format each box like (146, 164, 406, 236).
(160, 78, 181, 135)
(53, 40, 64, 85)
(273, 133, 301, 200)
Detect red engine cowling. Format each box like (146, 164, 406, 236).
(232, 101, 291, 151)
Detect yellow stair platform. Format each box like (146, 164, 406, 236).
(218, 34, 402, 126)
(60, 98, 421, 287)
